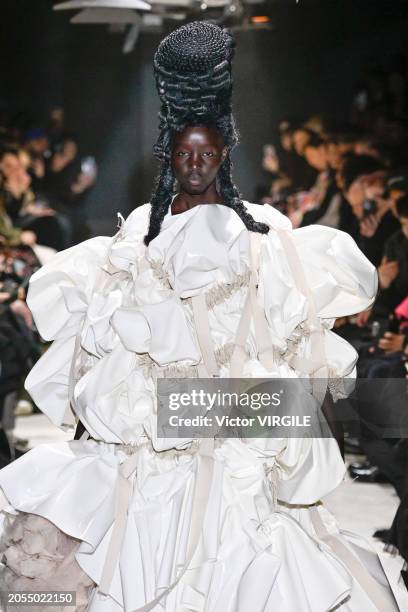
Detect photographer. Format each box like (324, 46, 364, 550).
(341, 154, 400, 265)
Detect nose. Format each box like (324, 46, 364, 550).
(189, 151, 201, 170)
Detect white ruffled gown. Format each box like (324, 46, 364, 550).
(0, 202, 399, 611)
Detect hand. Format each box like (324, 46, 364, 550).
(262, 151, 279, 174)
(24, 203, 55, 217)
(10, 299, 33, 328)
(17, 286, 26, 300)
(31, 157, 45, 179)
(0, 292, 11, 303)
(356, 308, 372, 328)
(334, 317, 348, 328)
(378, 332, 405, 353)
(71, 171, 96, 194)
(359, 214, 379, 238)
(20, 230, 37, 246)
(378, 256, 399, 289)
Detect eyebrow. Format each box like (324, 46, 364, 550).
(173, 142, 219, 149)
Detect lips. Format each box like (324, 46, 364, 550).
(187, 173, 202, 185)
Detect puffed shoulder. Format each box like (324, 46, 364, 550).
(256, 213, 377, 381)
(27, 236, 113, 342)
(244, 201, 292, 231)
(291, 225, 378, 318)
(120, 202, 151, 232)
(260, 222, 378, 344)
(108, 203, 150, 273)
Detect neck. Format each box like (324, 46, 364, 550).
(171, 183, 223, 214)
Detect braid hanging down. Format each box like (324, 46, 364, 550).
(144, 21, 269, 246)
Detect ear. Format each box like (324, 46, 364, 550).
(221, 147, 228, 161)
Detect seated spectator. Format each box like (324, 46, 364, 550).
(0, 245, 41, 461)
(357, 194, 408, 328)
(291, 126, 318, 190)
(377, 195, 408, 311)
(0, 147, 66, 250)
(42, 134, 96, 244)
(298, 134, 341, 227)
(22, 128, 49, 194)
(340, 154, 400, 265)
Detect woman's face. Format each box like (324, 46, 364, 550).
(345, 179, 365, 218)
(171, 126, 227, 195)
(304, 144, 326, 171)
(293, 129, 310, 156)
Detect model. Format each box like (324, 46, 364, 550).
(0, 22, 398, 612)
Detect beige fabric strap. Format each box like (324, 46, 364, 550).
(277, 229, 326, 373)
(229, 287, 252, 377)
(248, 233, 276, 371)
(191, 293, 219, 377)
(277, 229, 328, 402)
(309, 506, 396, 612)
(97, 439, 215, 610)
(229, 232, 275, 377)
(65, 330, 82, 428)
(99, 453, 138, 594)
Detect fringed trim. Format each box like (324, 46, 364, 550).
(149, 259, 171, 289)
(203, 270, 250, 309)
(149, 260, 250, 309)
(136, 341, 238, 379)
(327, 369, 350, 403)
(264, 462, 280, 512)
(281, 322, 310, 361)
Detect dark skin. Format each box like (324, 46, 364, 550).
(170, 126, 344, 456)
(76, 125, 344, 456)
(74, 126, 228, 441)
(170, 126, 228, 215)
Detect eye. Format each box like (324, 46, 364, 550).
(202, 151, 216, 158)
(176, 151, 189, 157)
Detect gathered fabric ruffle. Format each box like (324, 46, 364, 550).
(24, 202, 378, 447)
(8, 201, 392, 611)
(0, 437, 397, 611)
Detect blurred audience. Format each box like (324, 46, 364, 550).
(260, 53, 408, 563)
(0, 110, 97, 463)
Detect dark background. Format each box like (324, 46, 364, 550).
(1, 0, 408, 235)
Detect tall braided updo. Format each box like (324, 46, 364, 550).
(144, 21, 269, 246)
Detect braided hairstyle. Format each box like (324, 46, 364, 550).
(144, 21, 269, 245)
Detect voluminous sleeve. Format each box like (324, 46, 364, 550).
(243, 206, 378, 503)
(259, 220, 377, 382)
(25, 236, 115, 430)
(25, 205, 156, 439)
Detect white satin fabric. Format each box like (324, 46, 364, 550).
(0, 202, 396, 611)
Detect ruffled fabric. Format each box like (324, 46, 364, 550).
(0, 201, 391, 611)
(0, 440, 355, 611)
(0, 438, 396, 611)
(24, 203, 378, 443)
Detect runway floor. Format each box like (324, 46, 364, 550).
(13, 413, 408, 611)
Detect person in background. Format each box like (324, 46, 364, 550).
(357, 193, 408, 329)
(0, 147, 64, 251)
(298, 134, 340, 227)
(291, 126, 318, 190)
(340, 154, 400, 264)
(43, 134, 96, 245)
(21, 128, 49, 194)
